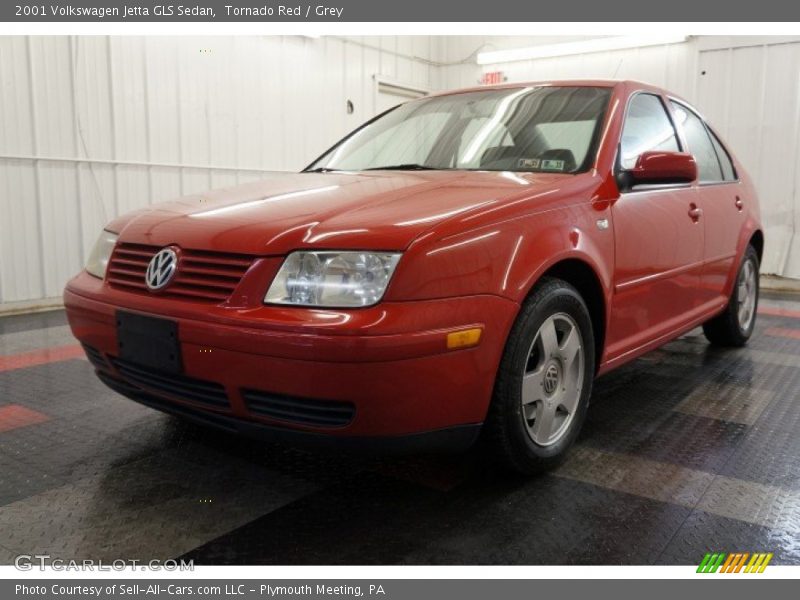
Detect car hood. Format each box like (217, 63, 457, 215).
(110, 171, 574, 255)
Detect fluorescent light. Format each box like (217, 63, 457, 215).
(476, 35, 689, 65)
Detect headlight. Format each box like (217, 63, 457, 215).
(85, 230, 119, 279)
(265, 251, 402, 308)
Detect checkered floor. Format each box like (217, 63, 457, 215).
(1, 293, 799, 565)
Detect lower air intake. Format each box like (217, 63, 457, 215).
(242, 389, 355, 428)
(111, 358, 229, 409)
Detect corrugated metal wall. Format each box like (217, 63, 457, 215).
(439, 35, 800, 279)
(0, 35, 436, 307)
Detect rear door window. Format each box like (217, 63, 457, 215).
(670, 101, 723, 183)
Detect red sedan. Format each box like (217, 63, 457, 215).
(64, 80, 762, 473)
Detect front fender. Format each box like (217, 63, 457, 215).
(385, 201, 614, 307)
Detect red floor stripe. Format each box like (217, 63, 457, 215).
(764, 327, 800, 340)
(0, 404, 50, 432)
(758, 306, 800, 319)
(0, 344, 84, 373)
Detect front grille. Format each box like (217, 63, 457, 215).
(82, 344, 109, 371)
(107, 242, 254, 303)
(242, 389, 355, 428)
(111, 358, 229, 408)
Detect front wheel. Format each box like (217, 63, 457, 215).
(484, 277, 595, 475)
(703, 245, 760, 347)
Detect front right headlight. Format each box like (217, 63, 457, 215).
(85, 230, 119, 279)
(265, 251, 402, 308)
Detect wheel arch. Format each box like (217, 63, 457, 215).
(522, 257, 608, 373)
(749, 229, 764, 264)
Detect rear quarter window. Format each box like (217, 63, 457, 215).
(707, 129, 737, 181)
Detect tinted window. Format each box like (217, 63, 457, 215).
(620, 94, 680, 170)
(670, 102, 722, 183)
(708, 129, 737, 181)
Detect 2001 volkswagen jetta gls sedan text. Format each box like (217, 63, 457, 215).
(64, 80, 763, 473)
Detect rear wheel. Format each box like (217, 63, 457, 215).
(703, 245, 760, 347)
(484, 277, 595, 475)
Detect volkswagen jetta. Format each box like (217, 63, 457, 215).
(64, 80, 763, 473)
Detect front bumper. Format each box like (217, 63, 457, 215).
(64, 272, 518, 450)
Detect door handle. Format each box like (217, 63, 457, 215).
(735, 196, 744, 211)
(688, 204, 703, 221)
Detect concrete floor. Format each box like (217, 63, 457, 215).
(0, 292, 799, 565)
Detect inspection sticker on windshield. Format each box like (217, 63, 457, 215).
(518, 158, 540, 169)
(541, 159, 566, 171)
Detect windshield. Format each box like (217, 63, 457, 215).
(307, 86, 612, 174)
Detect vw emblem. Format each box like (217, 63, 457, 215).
(145, 248, 178, 291)
(543, 364, 560, 396)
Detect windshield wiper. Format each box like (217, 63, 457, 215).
(364, 163, 438, 171)
(304, 167, 338, 173)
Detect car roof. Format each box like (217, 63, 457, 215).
(427, 79, 662, 98)
(425, 79, 696, 115)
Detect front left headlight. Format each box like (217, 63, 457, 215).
(265, 251, 402, 308)
(85, 230, 119, 279)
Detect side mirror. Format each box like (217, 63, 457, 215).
(627, 151, 698, 187)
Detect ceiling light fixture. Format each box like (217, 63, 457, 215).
(476, 35, 689, 65)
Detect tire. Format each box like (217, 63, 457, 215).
(703, 245, 760, 347)
(484, 277, 595, 475)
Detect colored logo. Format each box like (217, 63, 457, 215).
(697, 552, 773, 573)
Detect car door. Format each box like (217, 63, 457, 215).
(669, 100, 745, 307)
(606, 92, 705, 359)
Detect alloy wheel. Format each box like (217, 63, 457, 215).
(520, 313, 585, 446)
(737, 258, 757, 331)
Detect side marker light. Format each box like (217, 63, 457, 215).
(447, 328, 483, 350)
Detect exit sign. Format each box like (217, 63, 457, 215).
(480, 71, 505, 85)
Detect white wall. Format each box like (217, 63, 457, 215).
(694, 38, 800, 279)
(437, 35, 800, 279)
(0, 35, 437, 306)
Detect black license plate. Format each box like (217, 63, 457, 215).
(116, 311, 182, 374)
